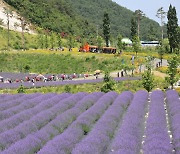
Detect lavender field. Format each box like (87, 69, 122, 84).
(0, 90, 179, 154)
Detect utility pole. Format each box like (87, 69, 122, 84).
(156, 7, 166, 40)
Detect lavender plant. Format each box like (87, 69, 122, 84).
(0, 93, 85, 151)
(166, 90, 180, 152)
(2, 92, 103, 154)
(109, 90, 148, 153)
(143, 90, 173, 154)
(37, 92, 118, 154)
(72, 91, 133, 154)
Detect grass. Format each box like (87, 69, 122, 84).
(0, 27, 38, 50)
(0, 49, 137, 74)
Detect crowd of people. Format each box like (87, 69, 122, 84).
(0, 73, 90, 85)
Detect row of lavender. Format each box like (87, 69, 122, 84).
(0, 77, 141, 89)
(0, 90, 179, 154)
(166, 90, 180, 153)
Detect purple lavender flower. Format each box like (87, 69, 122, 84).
(166, 90, 180, 152)
(72, 91, 133, 154)
(38, 92, 118, 154)
(109, 90, 148, 153)
(143, 90, 173, 154)
(0, 92, 85, 150)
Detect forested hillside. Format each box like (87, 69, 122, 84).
(3, 0, 161, 40)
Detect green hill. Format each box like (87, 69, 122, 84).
(3, 0, 161, 41)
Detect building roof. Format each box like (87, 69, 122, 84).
(121, 38, 132, 44)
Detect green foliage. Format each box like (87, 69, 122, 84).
(0, 28, 39, 50)
(142, 57, 154, 92)
(64, 85, 71, 93)
(131, 17, 137, 40)
(101, 72, 115, 93)
(50, 32, 55, 49)
(57, 34, 62, 47)
(97, 36, 103, 51)
(24, 65, 30, 72)
(103, 12, 110, 47)
(17, 85, 25, 93)
(157, 39, 168, 65)
(166, 55, 179, 89)
(0, 51, 131, 74)
(147, 24, 158, 41)
(167, 5, 179, 53)
(117, 34, 123, 51)
(132, 35, 141, 56)
(67, 35, 76, 49)
(177, 26, 180, 54)
(142, 71, 154, 92)
(44, 34, 49, 49)
(3, 0, 161, 41)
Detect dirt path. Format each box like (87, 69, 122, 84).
(152, 71, 168, 79)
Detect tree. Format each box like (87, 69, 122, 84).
(18, 16, 28, 50)
(57, 33, 62, 48)
(97, 36, 103, 52)
(103, 12, 110, 47)
(156, 7, 166, 40)
(130, 17, 137, 40)
(38, 34, 44, 49)
(157, 39, 166, 66)
(177, 27, 180, 53)
(0, 18, 4, 26)
(50, 32, 55, 49)
(134, 10, 145, 38)
(166, 55, 179, 89)
(101, 72, 115, 93)
(44, 29, 49, 49)
(167, 5, 179, 53)
(142, 57, 154, 92)
(3, 7, 13, 51)
(67, 35, 76, 50)
(117, 34, 123, 52)
(147, 24, 158, 41)
(132, 35, 141, 56)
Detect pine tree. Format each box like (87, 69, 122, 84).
(134, 10, 145, 38)
(167, 5, 178, 53)
(103, 12, 110, 47)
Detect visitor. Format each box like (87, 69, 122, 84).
(121, 70, 124, 77)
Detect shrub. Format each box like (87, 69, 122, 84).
(17, 85, 25, 93)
